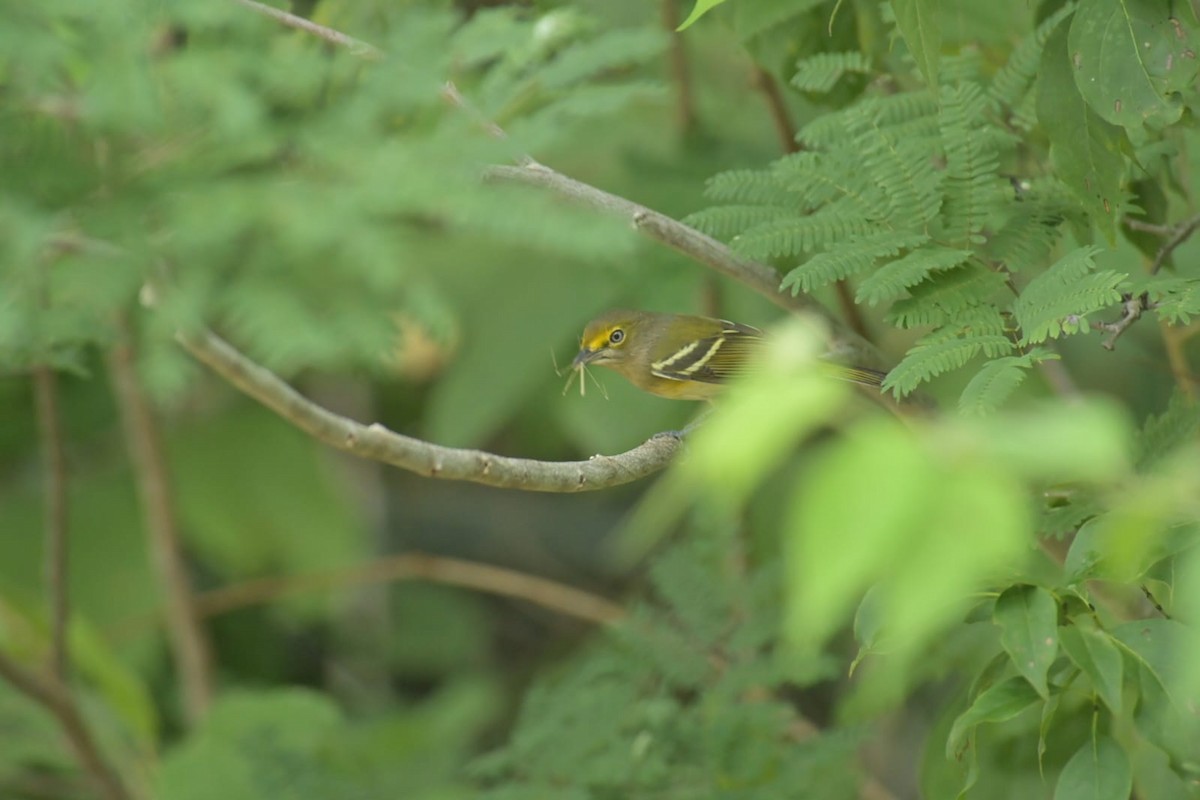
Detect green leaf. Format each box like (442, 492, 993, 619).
(1037, 24, 1128, 242)
(1013, 246, 1126, 344)
(946, 677, 1041, 760)
(958, 351, 1055, 416)
(1068, 0, 1200, 131)
(786, 418, 934, 651)
(855, 247, 972, 306)
(1053, 736, 1132, 800)
(890, 0, 941, 88)
(678, 0, 729, 30)
(792, 51, 874, 93)
(993, 585, 1059, 698)
(1059, 625, 1123, 713)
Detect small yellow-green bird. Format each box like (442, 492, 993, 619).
(572, 309, 885, 401)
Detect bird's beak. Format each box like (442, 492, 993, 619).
(572, 347, 598, 369)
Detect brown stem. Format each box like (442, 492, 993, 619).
(32, 366, 69, 684)
(0, 654, 131, 800)
(193, 552, 625, 625)
(661, 0, 698, 135)
(107, 317, 214, 723)
(1150, 211, 1200, 275)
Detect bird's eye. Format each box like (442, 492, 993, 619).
(608, 329, 625, 345)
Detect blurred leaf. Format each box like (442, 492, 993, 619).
(993, 585, 1058, 698)
(71, 619, 159, 747)
(169, 404, 367, 587)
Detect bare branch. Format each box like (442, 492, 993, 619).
(32, 367, 69, 683)
(108, 317, 214, 723)
(1093, 293, 1150, 351)
(177, 327, 683, 492)
(485, 162, 879, 363)
(1151, 211, 1200, 275)
(0, 653, 131, 800)
(193, 552, 625, 626)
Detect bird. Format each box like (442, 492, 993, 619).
(571, 309, 886, 401)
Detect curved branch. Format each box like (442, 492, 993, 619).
(193, 552, 626, 626)
(177, 328, 682, 493)
(485, 163, 878, 362)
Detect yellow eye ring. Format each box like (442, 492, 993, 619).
(608, 329, 625, 344)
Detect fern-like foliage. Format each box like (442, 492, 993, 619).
(1137, 390, 1200, 470)
(856, 246, 972, 306)
(1013, 246, 1126, 343)
(988, 3, 1076, 112)
(1131, 275, 1200, 325)
(689, 18, 1132, 404)
(958, 349, 1057, 416)
(791, 51, 873, 93)
(883, 315, 1013, 396)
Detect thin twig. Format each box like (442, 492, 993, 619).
(0, 653, 131, 800)
(32, 367, 69, 684)
(1093, 293, 1150, 351)
(661, 0, 698, 135)
(751, 66, 801, 154)
(108, 317, 214, 724)
(485, 162, 879, 363)
(1150, 211, 1200, 275)
(231, 0, 383, 59)
(749, 66, 872, 343)
(177, 327, 683, 492)
(193, 552, 626, 625)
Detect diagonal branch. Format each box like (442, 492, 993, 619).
(177, 327, 683, 492)
(484, 162, 878, 362)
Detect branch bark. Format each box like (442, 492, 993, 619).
(108, 317, 214, 724)
(485, 162, 879, 363)
(177, 327, 683, 492)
